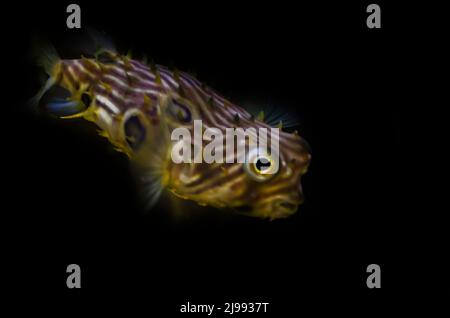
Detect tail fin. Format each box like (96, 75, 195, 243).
(31, 38, 60, 76)
(28, 77, 56, 110)
(28, 38, 60, 110)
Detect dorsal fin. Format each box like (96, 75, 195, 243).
(256, 110, 265, 122)
(32, 39, 60, 76)
(126, 49, 133, 59)
(276, 120, 283, 129)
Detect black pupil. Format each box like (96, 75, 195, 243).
(256, 158, 271, 171)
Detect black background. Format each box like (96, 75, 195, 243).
(3, 1, 445, 315)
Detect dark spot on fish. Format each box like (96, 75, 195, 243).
(124, 115, 146, 150)
(81, 93, 91, 107)
(41, 84, 87, 117)
(40, 84, 70, 108)
(167, 99, 192, 124)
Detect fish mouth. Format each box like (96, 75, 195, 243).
(232, 199, 300, 219)
(278, 201, 298, 211)
(270, 199, 301, 218)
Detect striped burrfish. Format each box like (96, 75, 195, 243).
(33, 45, 311, 220)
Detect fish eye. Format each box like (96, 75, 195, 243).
(244, 148, 279, 182)
(255, 157, 271, 172)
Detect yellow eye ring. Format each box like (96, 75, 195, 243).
(244, 148, 279, 182)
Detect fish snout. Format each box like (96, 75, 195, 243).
(268, 197, 301, 219)
(298, 136, 311, 156)
(262, 187, 302, 219)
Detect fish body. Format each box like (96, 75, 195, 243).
(36, 49, 310, 219)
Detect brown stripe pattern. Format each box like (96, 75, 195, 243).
(54, 52, 311, 219)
